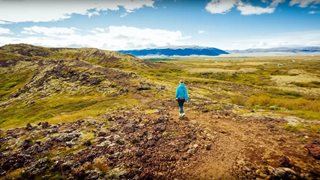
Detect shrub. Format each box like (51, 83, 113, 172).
(246, 95, 320, 112)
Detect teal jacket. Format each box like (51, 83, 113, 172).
(176, 83, 189, 101)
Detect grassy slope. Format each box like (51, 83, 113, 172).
(0, 44, 146, 129)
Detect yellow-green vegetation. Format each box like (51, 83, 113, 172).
(81, 131, 95, 141)
(0, 94, 139, 129)
(154, 56, 320, 121)
(1, 44, 320, 132)
(0, 69, 34, 100)
(283, 123, 305, 132)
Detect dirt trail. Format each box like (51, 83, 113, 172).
(169, 109, 247, 179)
(167, 104, 320, 179)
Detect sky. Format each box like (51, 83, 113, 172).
(0, 0, 320, 50)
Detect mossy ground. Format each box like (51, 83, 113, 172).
(0, 47, 319, 132)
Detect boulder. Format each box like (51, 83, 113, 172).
(21, 139, 33, 150)
(306, 140, 320, 160)
(279, 156, 292, 167)
(137, 82, 151, 91)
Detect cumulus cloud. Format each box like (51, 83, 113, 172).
(205, 0, 285, 15)
(22, 26, 77, 36)
(271, 0, 286, 6)
(0, 0, 154, 23)
(205, 0, 237, 14)
(218, 31, 320, 50)
(290, 0, 320, 8)
(0, 26, 188, 50)
(0, 27, 12, 35)
(237, 2, 275, 15)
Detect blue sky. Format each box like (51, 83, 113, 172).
(0, 0, 319, 50)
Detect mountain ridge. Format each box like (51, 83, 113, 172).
(228, 46, 320, 53)
(118, 47, 229, 57)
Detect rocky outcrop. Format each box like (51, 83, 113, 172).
(0, 109, 211, 179)
(306, 140, 320, 160)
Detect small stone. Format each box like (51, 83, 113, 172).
(279, 156, 291, 167)
(41, 122, 49, 129)
(26, 123, 33, 130)
(146, 140, 156, 147)
(187, 148, 196, 155)
(182, 154, 188, 160)
(273, 167, 297, 178)
(61, 162, 72, 172)
(83, 140, 92, 147)
(113, 134, 121, 141)
(205, 144, 212, 150)
(98, 131, 107, 137)
(135, 150, 144, 157)
(21, 139, 33, 150)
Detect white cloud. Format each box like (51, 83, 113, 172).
(216, 31, 320, 50)
(205, 0, 284, 15)
(271, 0, 286, 6)
(309, 10, 318, 14)
(0, 0, 154, 23)
(0, 21, 9, 24)
(237, 2, 275, 15)
(0, 27, 12, 35)
(198, 30, 205, 34)
(290, 0, 320, 8)
(22, 26, 77, 36)
(205, 0, 238, 14)
(0, 26, 188, 50)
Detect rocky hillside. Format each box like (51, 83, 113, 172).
(0, 108, 212, 179)
(0, 44, 160, 128)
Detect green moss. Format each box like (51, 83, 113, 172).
(199, 72, 273, 86)
(81, 131, 95, 141)
(0, 70, 34, 99)
(0, 94, 139, 129)
(292, 81, 320, 88)
(245, 95, 320, 112)
(267, 88, 302, 98)
(283, 123, 304, 132)
(291, 110, 320, 120)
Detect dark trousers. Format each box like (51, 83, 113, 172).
(177, 99, 185, 113)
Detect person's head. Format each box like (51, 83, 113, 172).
(179, 80, 184, 84)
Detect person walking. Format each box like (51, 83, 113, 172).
(176, 80, 189, 118)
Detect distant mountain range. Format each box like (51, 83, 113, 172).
(118, 47, 229, 57)
(228, 47, 320, 54)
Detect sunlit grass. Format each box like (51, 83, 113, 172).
(0, 94, 139, 129)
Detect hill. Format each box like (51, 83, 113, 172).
(0, 44, 156, 128)
(118, 46, 228, 57)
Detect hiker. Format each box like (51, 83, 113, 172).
(176, 80, 189, 118)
